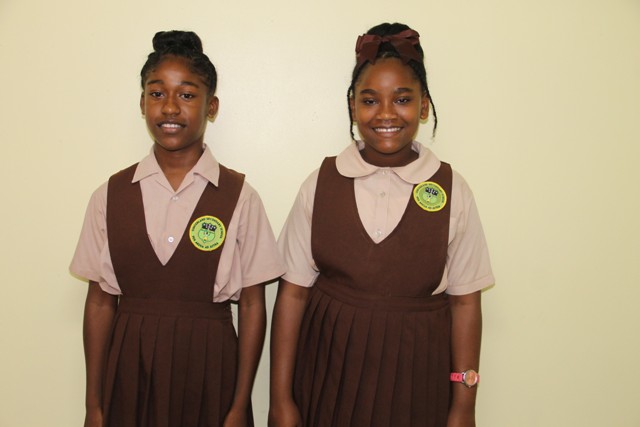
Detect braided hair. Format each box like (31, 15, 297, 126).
(347, 23, 437, 140)
(140, 31, 217, 96)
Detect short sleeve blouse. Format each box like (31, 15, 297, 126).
(70, 146, 285, 302)
(278, 141, 494, 295)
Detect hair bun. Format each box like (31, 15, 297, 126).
(152, 30, 203, 54)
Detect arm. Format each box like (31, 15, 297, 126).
(83, 281, 118, 427)
(447, 291, 482, 427)
(224, 283, 267, 427)
(268, 280, 311, 427)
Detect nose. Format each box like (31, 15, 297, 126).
(377, 100, 396, 120)
(162, 96, 180, 115)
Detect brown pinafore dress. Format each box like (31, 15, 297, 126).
(294, 157, 452, 427)
(103, 163, 252, 427)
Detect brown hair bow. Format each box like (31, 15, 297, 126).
(355, 29, 421, 68)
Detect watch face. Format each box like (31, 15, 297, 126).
(463, 370, 479, 387)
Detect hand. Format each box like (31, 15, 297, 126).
(84, 407, 104, 427)
(223, 406, 249, 427)
(268, 398, 303, 427)
(447, 409, 476, 427)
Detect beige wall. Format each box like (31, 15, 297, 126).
(1, 0, 639, 425)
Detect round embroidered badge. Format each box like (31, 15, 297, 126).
(189, 215, 226, 251)
(413, 181, 447, 212)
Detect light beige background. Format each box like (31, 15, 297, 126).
(1, 0, 639, 425)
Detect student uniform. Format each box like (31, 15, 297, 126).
(278, 141, 494, 427)
(71, 146, 285, 427)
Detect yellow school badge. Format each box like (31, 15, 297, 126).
(413, 181, 447, 212)
(189, 215, 226, 251)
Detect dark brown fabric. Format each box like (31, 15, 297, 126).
(103, 163, 252, 427)
(294, 157, 453, 427)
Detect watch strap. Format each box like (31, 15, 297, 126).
(450, 372, 464, 382)
(450, 370, 480, 387)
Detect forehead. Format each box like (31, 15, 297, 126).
(145, 55, 206, 87)
(355, 57, 421, 91)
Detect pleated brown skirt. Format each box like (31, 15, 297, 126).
(102, 297, 251, 427)
(294, 282, 451, 427)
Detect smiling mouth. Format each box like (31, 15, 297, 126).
(158, 122, 185, 131)
(158, 122, 184, 129)
(374, 127, 402, 134)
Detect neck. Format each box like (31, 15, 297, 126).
(359, 146, 418, 168)
(153, 144, 204, 191)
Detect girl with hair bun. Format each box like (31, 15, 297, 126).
(71, 30, 284, 427)
(270, 23, 494, 426)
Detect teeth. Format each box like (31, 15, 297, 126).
(375, 127, 401, 133)
(161, 123, 182, 128)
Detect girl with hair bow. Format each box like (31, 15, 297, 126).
(270, 22, 494, 427)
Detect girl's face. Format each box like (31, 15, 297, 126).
(140, 55, 218, 156)
(350, 57, 429, 167)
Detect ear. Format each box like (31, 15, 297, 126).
(140, 92, 145, 115)
(420, 93, 430, 121)
(207, 96, 219, 120)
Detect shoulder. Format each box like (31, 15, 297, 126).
(300, 167, 321, 195)
(109, 162, 140, 185)
(238, 179, 259, 203)
(435, 165, 478, 224)
(290, 167, 322, 215)
(451, 168, 473, 197)
(233, 179, 271, 218)
(86, 181, 109, 215)
(450, 168, 479, 207)
(91, 161, 144, 212)
(219, 164, 246, 182)
(280, 166, 322, 227)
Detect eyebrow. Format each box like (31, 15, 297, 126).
(358, 87, 415, 95)
(145, 79, 200, 89)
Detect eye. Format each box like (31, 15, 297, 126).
(180, 93, 196, 100)
(361, 98, 378, 106)
(149, 91, 163, 98)
(396, 97, 412, 105)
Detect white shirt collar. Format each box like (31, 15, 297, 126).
(132, 144, 221, 187)
(335, 140, 442, 184)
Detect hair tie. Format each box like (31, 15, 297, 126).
(355, 29, 421, 68)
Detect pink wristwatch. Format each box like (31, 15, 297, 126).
(450, 369, 480, 388)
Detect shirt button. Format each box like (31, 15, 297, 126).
(168, 236, 175, 243)
(375, 229, 383, 237)
(380, 192, 386, 198)
(171, 196, 179, 201)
